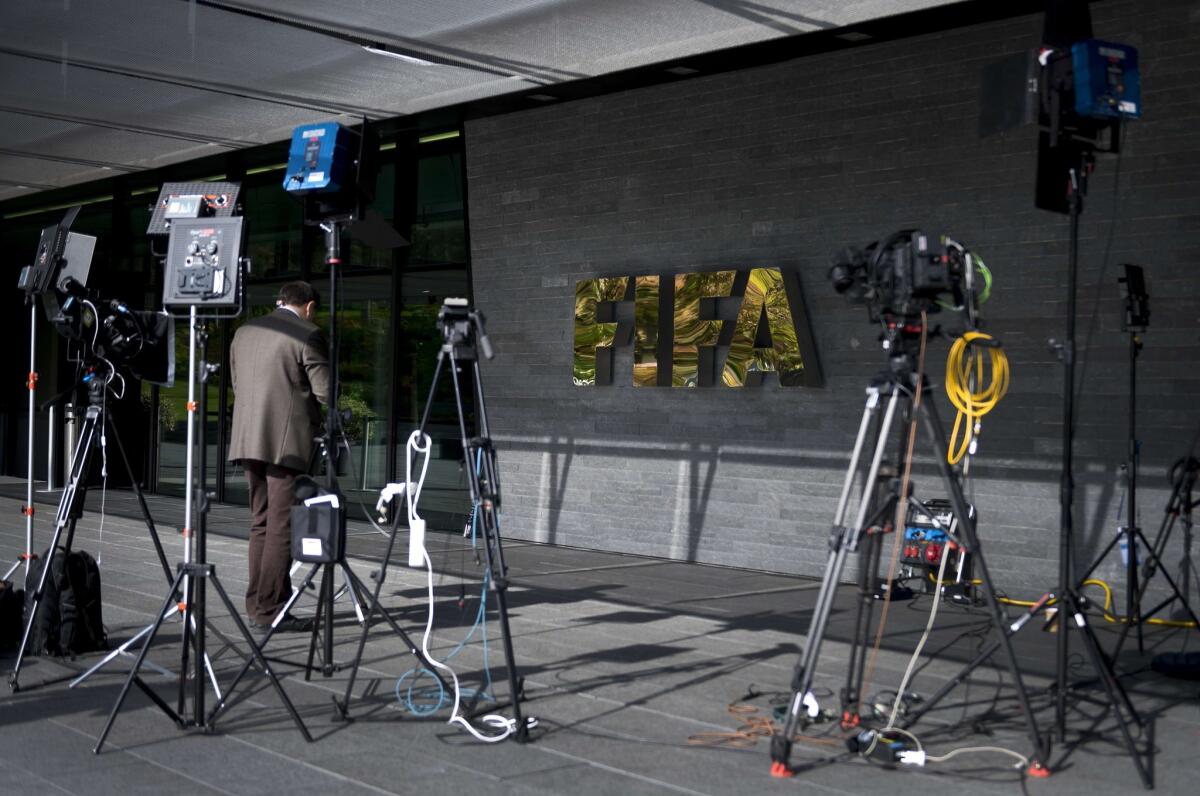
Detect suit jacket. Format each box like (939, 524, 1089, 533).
(228, 308, 331, 471)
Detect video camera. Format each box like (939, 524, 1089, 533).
(828, 230, 983, 324)
(438, 297, 494, 360)
(54, 295, 174, 386)
(19, 206, 174, 386)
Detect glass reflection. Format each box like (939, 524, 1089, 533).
(672, 271, 735, 387)
(574, 277, 629, 385)
(633, 275, 659, 386)
(723, 267, 806, 387)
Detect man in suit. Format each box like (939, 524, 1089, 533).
(229, 281, 330, 631)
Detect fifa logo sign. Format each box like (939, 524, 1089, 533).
(573, 267, 823, 388)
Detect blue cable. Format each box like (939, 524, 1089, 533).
(393, 448, 497, 715)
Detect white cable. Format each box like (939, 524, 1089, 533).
(405, 431, 431, 526)
(403, 431, 527, 743)
(924, 745, 1028, 768)
(880, 522, 1028, 773)
(97, 382, 109, 565)
(886, 540, 951, 728)
(82, 300, 101, 349)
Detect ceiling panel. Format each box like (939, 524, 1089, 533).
(0, 185, 36, 201)
(0, 53, 341, 146)
(0, 152, 100, 188)
(0, 0, 964, 202)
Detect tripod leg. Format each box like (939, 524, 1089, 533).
(94, 568, 187, 753)
(1064, 590, 1152, 789)
(206, 573, 312, 742)
(841, 496, 893, 727)
(454, 352, 530, 738)
(1112, 527, 1200, 659)
(1079, 532, 1123, 583)
(335, 509, 406, 718)
(305, 569, 326, 682)
(917, 399, 1049, 769)
(772, 388, 899, 774)
(105, 414, 173, 587)
(342, 567, 448, 691)
(207, 564, 321, 726)
(903, 592, 1053, 728)
(321, 562, 336, 676)
(339, 562, 366, 623)
(9, 411, 100, 690)
(177, 563, 196, 718)
(841, 528, 878, 727)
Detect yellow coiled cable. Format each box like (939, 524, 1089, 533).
(945, 331, 1009, 465)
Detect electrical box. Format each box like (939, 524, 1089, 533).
(901, 498, 974, 596)
(1071, 39, 1141, 119)
(283, 121, 358, 195)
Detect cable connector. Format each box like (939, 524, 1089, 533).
(899, 749, 926, 766)
(376, 482, 406, 522)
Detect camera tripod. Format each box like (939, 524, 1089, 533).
(8, 366, 174, 693)
(332, 301, 528, 741)
(770, 331, 1048, 778)
(94, 307, 312, 751)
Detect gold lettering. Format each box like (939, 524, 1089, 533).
(573, 277, 629, 385)
(723, 267, 806, 386)
(633, 275, 659, 386)
(672, 271, 735, 387)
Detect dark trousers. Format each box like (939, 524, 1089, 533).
(243, 460, 299, 624)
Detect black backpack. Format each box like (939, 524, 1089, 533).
(0, 579, 24, 649)
(24, 547, 107, 656)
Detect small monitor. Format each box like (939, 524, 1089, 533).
(147, 182, 241, 237)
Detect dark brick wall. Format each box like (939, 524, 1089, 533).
(464, 0, 1200, 597)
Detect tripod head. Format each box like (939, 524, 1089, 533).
(438, 298, 494, 360)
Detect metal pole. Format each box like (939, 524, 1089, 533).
(1056, 158, 1085, 740)
(24, 302, 37, 585)
(360, 418, 371, 490)
(1127, 330, 1142, 652)
(45, 404, 56, 491)
(178, 307, 197, 715)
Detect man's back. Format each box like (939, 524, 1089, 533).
(228, 308, 330, 472)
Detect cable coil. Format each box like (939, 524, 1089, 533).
(945, 331, 1009, 464)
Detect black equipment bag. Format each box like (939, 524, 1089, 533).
(291, 502, 345, 564)
(60, 549, 106, 653)
(0, 579, 25, 649)
(23, 547, 107, 656)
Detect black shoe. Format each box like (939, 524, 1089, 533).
(273, 615, 315, 633)
(246, 615, 312, 634)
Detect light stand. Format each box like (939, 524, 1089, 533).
(2, 298, 41, 586)
(1110, 439, 1200, 655)
(268, 215, 373, 680)
(1052, 148, 1090, 739)
(94, 212, 312, 751)
(1076, 266, 1192, 658)
(313, 217, 347, 676)
(7, 204, 86, 585)
(272, 117, 404, 676)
